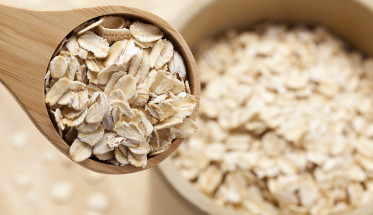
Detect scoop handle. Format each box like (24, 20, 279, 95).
(0, 4, 86, 136)
(0, 4, 88, 81)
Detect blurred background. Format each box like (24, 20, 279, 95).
(6, 0, 373, 215)
(0, 0, 207, 215)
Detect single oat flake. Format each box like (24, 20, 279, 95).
(45, 16, 197, 168)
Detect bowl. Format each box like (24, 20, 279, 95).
(159, 0, 373, 214)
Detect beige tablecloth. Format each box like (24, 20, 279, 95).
(0, 1, 205, 214)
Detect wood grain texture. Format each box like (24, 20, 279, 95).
(0, 4, 200, 174)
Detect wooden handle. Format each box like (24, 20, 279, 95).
(0, 4, 81, 108)
(0, 4, 96, 81)
(0, 5, 77, 163)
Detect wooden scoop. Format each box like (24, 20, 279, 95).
(0, 4, 199, 174)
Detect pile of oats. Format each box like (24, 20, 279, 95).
(172, 24, 373, 215)
(44, 16, 197, 168)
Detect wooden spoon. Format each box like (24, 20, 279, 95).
(0, 4, 200, 174)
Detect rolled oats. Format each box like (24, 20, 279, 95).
(135, 51, 151, 84)
(77, 18, 104, 35)
(50, 56, 69, 79)
(97, 17, 130, 42)
(169, 51, 186, 79)
(45, 78, 70, 106)
(103, 41, 125, 66)
(69, 138, 92, 162)
(78, 124, 105, 146)
(104, 71, 126, 94)
(45, 16, 197, 168)
(93, 133, 115, 155)
(66, 36, 79, 56)
(113, 75, 137, 102)
(62, 109, 87, 127)
(155, 39, 174, 69)
(129, 21, 164, 43)
(54, 108, 65, 130)
(172, 24, 373, 215)
(197, 165, 223, 196)
(114, 145, 129, 165)
(77, 31, 110, 58)
(95, 151, 115, 161)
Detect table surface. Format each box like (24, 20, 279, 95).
(0, 0, 207, 214)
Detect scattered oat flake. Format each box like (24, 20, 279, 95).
(12, 173, 32, 191)
(10, 132, 29, 150)
(50, 181, 74, 204)
(86, 192, 110, 213)
(42, 147, 59, 164)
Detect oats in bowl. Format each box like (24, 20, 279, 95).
(173, 24, 373, 214)
(44, 16, 197, 168)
